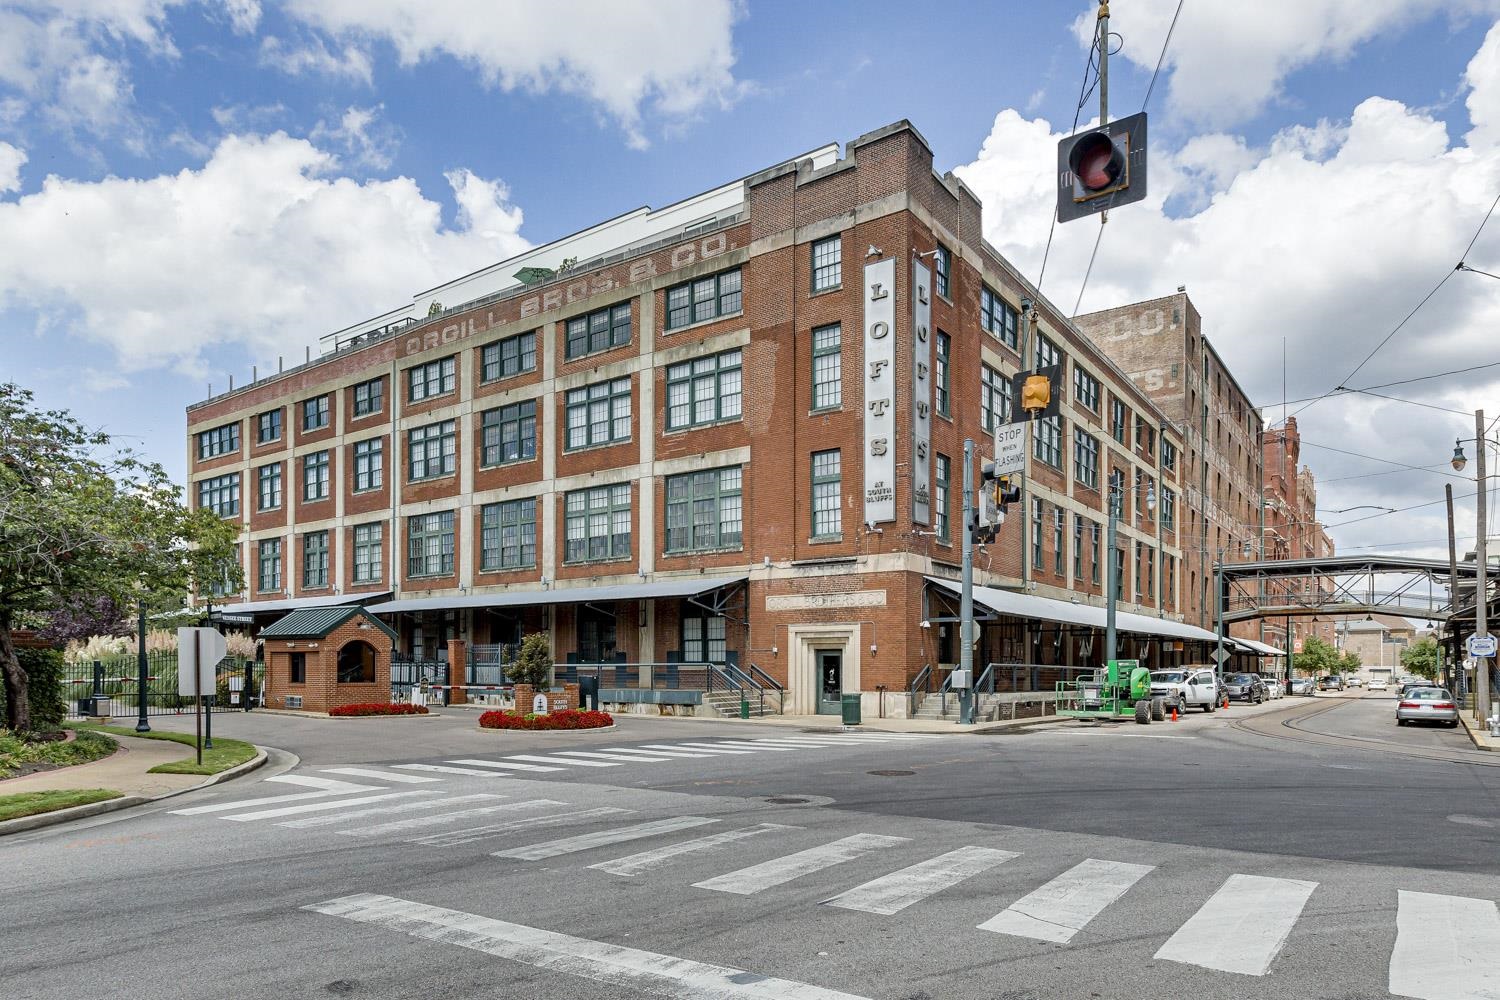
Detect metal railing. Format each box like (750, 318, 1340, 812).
(64, 654, 261, 718)
(745, 663, 786, 715)
(908, 664, 934, 718)
(570, 661, 731, 693)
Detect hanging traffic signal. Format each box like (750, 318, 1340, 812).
(1057, 112, 1148, 223)
(1010, 365, 1062, 422)
(973, 464, 1022, 545)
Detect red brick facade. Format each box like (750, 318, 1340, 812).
(262, 613, 393, 714)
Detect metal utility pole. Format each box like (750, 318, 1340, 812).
(958, 439, 976, 726)
(135, 601, 150, 733)
(1098, 1, 1109, 128)
(1105, 484, 1119, 665)
(1447, 483, 1462, 697)
(1477, 409, 1490, 722)
(1214, 559, 1226, 683)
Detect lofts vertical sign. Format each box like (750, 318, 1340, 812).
(911, 259, 932, 525)
(863, 257, 897, 524)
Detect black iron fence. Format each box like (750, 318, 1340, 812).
(63, 653, 263, 719)
(391, 657, 449, 705)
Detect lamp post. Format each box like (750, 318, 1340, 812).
(1449, 410, 1495, 721)
(1105, 478, 1155, 666)
(134, 599, 150, 733)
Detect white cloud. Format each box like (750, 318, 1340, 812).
(0, 142, 25, 193)
(1080, 0, 1500, 126)
(258, 34, 373, 85)
(280, 0, 746, 148)
(0, 130, 530, 373)
(309, 104, 399, 170)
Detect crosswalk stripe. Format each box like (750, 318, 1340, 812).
(825, 846, 1018, 916)
(278, 794, 506, 829)
(450, 758, 563, 773)
(503, 754, 620, 768)
(697, 741, 799, 752)
(640, 744, 756, 756)
(693, 833, 910, 896)
(1389, 890, 1500, 1000)
(340, 798, 568, 838)
(745, 739, 844, 748)
(410, 807, 632, 848)
(306, 893, 873, 1000)
(552, 750, 670, 763)
(598, 747, 717, 759)
(171, 789, 339, 815)
(393, 764, 511, 777)
(223, 791, 432, 822)
(495, 817, 720, 861)
(266, 774, 381, 793)
(1153, 873, 1317, 976)
(590, 823, 797, 878)
(978, 858, 1154, 942)
(320, 767, 443, 783)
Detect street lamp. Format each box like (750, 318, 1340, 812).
(1445, 413, 1498, 721)
(1104, 479, 1154, 668)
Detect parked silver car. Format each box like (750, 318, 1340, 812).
(1396, 687, 1459, 728)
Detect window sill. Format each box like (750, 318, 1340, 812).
(664, 417, 740, 435)
(563, 439, 632, 455)
(564, 342, 633, 364)
(807, 535, 843, 545)
(663, 310, 744, 337)
(351, 578, 383, 586)
(257, 505, 282, 513)
(478, 369, 537, 387)
(407, 473, 458, 486)
(408, 391, 457, 406)
(406, 572, 456, 581)
(808, 406, 842, 417)
(479, 564, 537, 574)
(303, 425, 330, 434)
(301, 585, 331, 593)
(562, 556, 633, 568)
(664, 546, 743, 557)
(256, 438, 282, 447)
(352, 486, 384, 495)
(809, 284, 842, 298)
(302, 496, 331, 504)
(479, 456, 539, 471)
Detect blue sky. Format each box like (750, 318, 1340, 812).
(4, 0, 1500, 559)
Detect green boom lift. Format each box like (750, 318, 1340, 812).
(1055, 659, 1166, 724)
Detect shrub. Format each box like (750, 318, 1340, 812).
(328, 703, 430, 717)
(478, 708, 612, 731)
(0, 648, 67, 734)
(509, 632, 553, 688)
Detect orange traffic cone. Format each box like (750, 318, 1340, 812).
(1171, 705, 1178, 722)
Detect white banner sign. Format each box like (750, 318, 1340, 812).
(992, 422, 1027, 475)
(863, 257, 897, 524)
(177, 627, 228, 696)
(910, 259, 932, 525)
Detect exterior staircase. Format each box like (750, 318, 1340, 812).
(911, 691, 1008, 721)
(705, 690, 781, 718)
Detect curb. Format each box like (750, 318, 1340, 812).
(476, 723, 618, 735)
(1459, 713, 1500, 752)
(250, 708, 443, 720)
(626, 711, 1073, 735)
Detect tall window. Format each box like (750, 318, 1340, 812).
(1074, 429, 1099, 488)
(665, 467, 743, 553)
(1053, 508, 1066, 576)
(302, 396, 329, 432)
(934, 454, 950, 542)
(1074, 367, 1100, 412)
(1136, 416, 1156, 458)
(981, 364, 1011, 431)
(1035, 333, 1061, 370)
(197, 423, 239, 460)
(197, 474, 239, 517)
(933, 244, 950, 298)
(257, 463, 282, 511)
(353, 438, 383, 491)
(1145, 544, 1156, 602)
(1161, 487, 1177, 530)
(352, 378, 383, 417)
(258, 539, 282, 593)
(1137, 471, 1155, 520)
(666, 350, 742, 429)
(209, 543, 240, 597)
(408, 356, 456, 402)
(1031, 499, 1044, 570)
(1163, 439, 1178, 473)
(256, 410, 281, 444)
(980, 286, 1018, 348)
(1166, 554, 1176, 608)
(407, 510, 455, 577)
(934, 331, 951, 416)
(481, 498, 537, 570)
(1108, 468, 1126, 514)
(1034, 415, 1062, 468)
(566, 303, 632, 358)
(1073, 514, 1085, 579)
(811, 450, 841, 539)
(565, 377, 631, 449)
(1090, 523, 1101, 585)
(408, 420, 456, 480)
(666, 268, 742, 330)
(303, 531, 329, 588)
(1111, 397, 1128, 444)
(352, 524, 382, 584)
(811, 236, 841, 291)
(811, 325, 841, 410)
(565, 483, 632, 563)
(682, 613, 727, 664)
(481, 331, 537, 381)
(481, 401, 537, 466)
(302, 451, 329, 501)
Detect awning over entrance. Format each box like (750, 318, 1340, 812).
(365, 577, 745, 615)
(209, 592, 391, 616)
(926, 577, 1221, 644)
(1232, 637, 1286, 657)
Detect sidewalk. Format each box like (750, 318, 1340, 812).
(1458, 711, 1500, 752)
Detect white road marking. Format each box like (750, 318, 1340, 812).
(1153, 873, 1318, 975)
(495, 816, 720, 861)
(551, 750, 669, 764)
(978, 858, 1154, 942)
(411, 807, 632, 848)
(693, 833, 909, 896)
(640, 743, 756, 756)
(449, 758, 562, 773)
(590, 823, 796, 878)
(171, 790, 339, 815)
(1390, 890, 1500, 1000)
(503, 754, 620, 768)
(823, 846, 1018, 915)
(340, 798, 567, 838)
(265, 774, 382, 792)
(320, 767, 442, 783)
(1038, 730, 1196, 740)
(698, 741, 799, 752)
(223, 791, 430, 822)
(278, 794, 505, 829)
(393, 764, 511, 777)
(305, 893, 872, 1000)
(746, 739, 844, 748)
(599, 747, 718, 759)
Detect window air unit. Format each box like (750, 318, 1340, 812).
(286, 695, 303, 709)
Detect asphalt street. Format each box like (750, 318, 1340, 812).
(5, 695, 1500, 1000)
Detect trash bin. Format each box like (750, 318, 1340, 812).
(840, 693, 862, 726)
(578, 675, 599, 711)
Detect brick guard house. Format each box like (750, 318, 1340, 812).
(260, 607, 396, 713)
(189, 119, 1279, 719)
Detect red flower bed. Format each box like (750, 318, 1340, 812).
(478, 708, 613, 731)
(329, 703, 430, 717)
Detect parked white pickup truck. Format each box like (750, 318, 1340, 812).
(1149, 669, 1220, 714)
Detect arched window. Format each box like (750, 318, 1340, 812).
(337, 641, 377, 683)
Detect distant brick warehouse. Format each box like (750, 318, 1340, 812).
(188, 119, 1234, 720)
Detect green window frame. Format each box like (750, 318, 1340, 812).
(197, 473, 239, 517)
(257, 463, 281, 511)
(935, 330, 951, 416)
(197, 422, 239, 459)
(353, 378, 383, 417)
(933, 244, 950, 298)
(1073, 514, 1084, 579)
(1090, 522, 1101, 585)
(301, 396, 329, 432)
(1033, 415, 1063, 468)
(481, 400, 537, 466)
(1054, 507, 1065, 576)
(681, 613, 727, 664)
(302, 451, 329, 501)
(811, 449, 841, 539)
(565, 303, 632, 359)
(256, 410, 281, 444)
(981, 364, 1011, 431)
(811, 236, 841, 292)
(407, 510, 455, 578)
(980, 286, 1018, 348)
(665, 350, 742, 429)
(481, 330, 537, 382)
(408, 420, 456, 481)
(1035, 333, 1061, 370)
(408, 356, 456, 402)
(1031, 499, 1044, 570)
(302, 530, 329, 589)
(665, 267, 742, 329)
(1161, 488, 1176, 531)
(1111, 397, 1128, 444)
(565, 377, 631, 449)
(1073, 429, 1099, 489)
(564, 483, 632, 564)
(481, 498, 537, 571)
(934, 454, 950, 542)
(257, 539, 282, 593)
(1073, 367, 1100, 413)
(353, 438, 383, 492)
(810, 325, 841, 410)
(664, 466, 743, 553)
(352, 523, 383, 584)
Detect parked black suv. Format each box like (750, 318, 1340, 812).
(1222, 672, 1267, 703)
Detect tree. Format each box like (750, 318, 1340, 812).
(0, 384, 241, 733)
(509, 632, 553, 688)
(1401, 637, 1440, 680)
(1339, 650, 1362, 675)
(1293, 635, 1341, 677)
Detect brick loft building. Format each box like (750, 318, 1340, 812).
(1261, 416, 1336, 653)
(187, 119, 1249, 719)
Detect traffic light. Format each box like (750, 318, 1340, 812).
(1009, 365, 1062, 422)
(973, 463, 1021, 545)
(1056, 112, 1148, 223)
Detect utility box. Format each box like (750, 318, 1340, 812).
(841, 693, 862, 726)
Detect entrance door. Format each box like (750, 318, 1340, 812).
(816, 650, 843, 715)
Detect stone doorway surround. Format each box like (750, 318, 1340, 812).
(785, 623, 859, 716)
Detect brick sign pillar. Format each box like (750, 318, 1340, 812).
(513, 683, 534, 714)
(448, 640, 467, 706)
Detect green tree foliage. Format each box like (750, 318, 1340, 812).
(0, 383, 241, 733)
(509, 632, 554, 688)
(1400, 636, 1441, 680)
(0, 648, 66, 733)
(1294, 635, 1342, 677)
(1339, 650, 1362, 674)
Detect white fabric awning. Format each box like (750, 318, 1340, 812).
(210, 592, 390, 616)
(927, 577, 1221, 644)
(1235, 637, 1287, 657)
(366, 577, 744, 615)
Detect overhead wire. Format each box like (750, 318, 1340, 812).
(1038, 12, 1105, 292)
